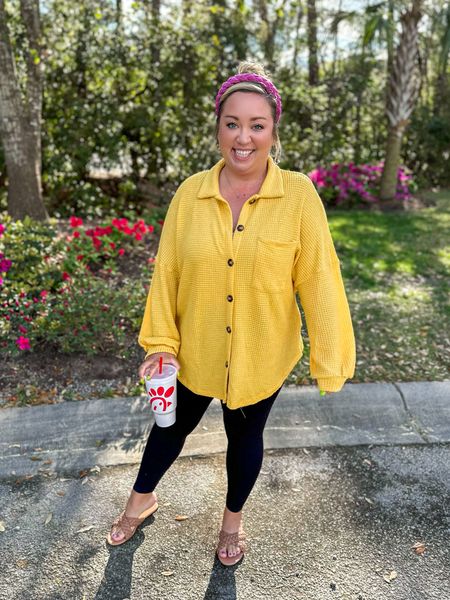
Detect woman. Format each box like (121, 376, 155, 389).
(107, 62, 356, 566)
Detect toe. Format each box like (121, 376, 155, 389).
(111, 528, 124, 542)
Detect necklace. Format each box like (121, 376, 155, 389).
(223, 167, 265, 203)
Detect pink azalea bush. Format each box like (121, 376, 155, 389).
(0, 214, 161, 355)
(308, 162, 416, 208)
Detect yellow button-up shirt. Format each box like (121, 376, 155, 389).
(138, 156, 356, 409)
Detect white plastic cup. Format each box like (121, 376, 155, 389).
(144, 364, 178, 427)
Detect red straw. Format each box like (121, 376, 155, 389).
(159, 356, 163, 374)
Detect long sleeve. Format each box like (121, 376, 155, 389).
(293, 176, 356, 392)
(138, 186, 182, 358)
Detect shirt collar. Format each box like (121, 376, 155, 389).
(197, 155, 284, 200)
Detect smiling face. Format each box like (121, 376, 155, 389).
(217, 91, 275, 178)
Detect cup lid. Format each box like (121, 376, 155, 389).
(148, 363, 178, 380)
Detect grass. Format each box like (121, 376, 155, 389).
(291, 190, 450, 386)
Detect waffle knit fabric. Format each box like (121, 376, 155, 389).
(138, 155, 356, 409)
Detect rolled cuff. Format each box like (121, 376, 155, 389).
(138, 334, 180, 358)
(143, 345, 178, 359)
(316, 376, 348, 393)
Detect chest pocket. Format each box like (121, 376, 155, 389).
(252, 238, 298, 293)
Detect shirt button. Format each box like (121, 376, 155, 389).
(227, 295, 233, 302)
(226, 326, 231, 333)
(225, 361, 229, 368)
(236, 224, 245, 232)
(227, 258, 234, 266)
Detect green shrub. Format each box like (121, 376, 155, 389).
(33, 274, 148, 356)
(0, 211, 158, 356)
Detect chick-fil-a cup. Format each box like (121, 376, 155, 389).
(144, 363, 177, 427)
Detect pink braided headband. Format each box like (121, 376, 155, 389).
(215, 73, 282, 123)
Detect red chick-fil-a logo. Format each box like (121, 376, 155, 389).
(147, 386, 174, 412)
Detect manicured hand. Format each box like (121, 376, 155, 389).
(139, 352, 180, 380)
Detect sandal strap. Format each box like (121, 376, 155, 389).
(218, 528, 247, 552)
(111, 511, 144, 538)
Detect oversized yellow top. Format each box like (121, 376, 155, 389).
(138, 156, 356, 409)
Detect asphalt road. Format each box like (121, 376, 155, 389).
(1, 443, 449, 600)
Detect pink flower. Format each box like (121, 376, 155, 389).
(16, 336, 31, 351)
(62, 272, 71, 281)
(0, 224, 5, 237)
(73, 230, 80, 238)
(118, 248, 125, 256)
(135, 233, 142, 241)
(70, 216, 83, 227)
(0, 258, 12, 273)
(136, 220, 147, 233)
(308, 168, 326, 187)
(19, 325, 27, 334)
(40, 290, 48, 298)
(112, 217, 128, 230)
(109, 242, 116, 250)
(147, 225, 154, 233)
(77, 254, 84, 261)
(92, 237, 102, 250)
(0, 277, 3, 286)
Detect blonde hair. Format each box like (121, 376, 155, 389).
(215, 60, 282, 163)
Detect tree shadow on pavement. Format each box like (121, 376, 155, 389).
(94, 526, 148, 600)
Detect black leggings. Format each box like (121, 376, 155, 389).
(133, 380, 282, 512)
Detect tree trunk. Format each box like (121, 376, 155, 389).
(433, 3, 450, 116)
(386, 0, 395, 77)
(292, 0, 304, 76)
(379, 127, 404, 208)
(256, 0, 274, 71)
(256, 0, 286, 73)
(379, 0, 422, 205)
(150, 0, 161, 66)
(353, 95, 362, 164)
(0, 0, 48, 221)
(307, 0, 319, 86)
(234, 0, 249, 61)
(330, 0, 343, 79)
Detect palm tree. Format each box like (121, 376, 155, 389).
(379, 0, 423, 205)
(328, 1, 396, 163)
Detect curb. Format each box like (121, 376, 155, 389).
(1, 381, 449, 479)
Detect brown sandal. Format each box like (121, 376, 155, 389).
(106, 502, 159, 546)
(216, 527, 247, 566)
